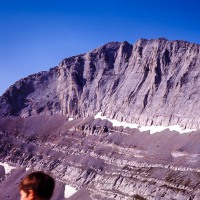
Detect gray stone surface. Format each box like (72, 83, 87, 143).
(0, 167, 66, 200)
(1, 38, 200, 129)
(1, 38, 200, 199)
(0, 115, 200, 199)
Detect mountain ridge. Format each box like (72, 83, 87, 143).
(1, 38, 200, 129)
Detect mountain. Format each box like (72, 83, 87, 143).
(1, 38, 200, 129)
(1, 38, 200, 200)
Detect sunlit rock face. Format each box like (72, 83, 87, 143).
(0, 115, 200, 200)
(1, 38, 200, 129)
(1, 38, 200, 200)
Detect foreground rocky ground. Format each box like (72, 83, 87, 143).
(0, 115, 200, 199)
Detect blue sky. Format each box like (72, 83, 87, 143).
(0, 0, 200, 95)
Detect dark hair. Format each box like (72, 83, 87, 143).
(19, 171, 55, 200)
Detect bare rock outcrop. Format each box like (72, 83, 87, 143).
(0, 115, 200, 199)
(1, 38, 200, 199)
(1, 38, 200, 129)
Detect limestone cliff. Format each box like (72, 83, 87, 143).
(1, 38, 200, 129)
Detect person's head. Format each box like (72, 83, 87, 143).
(19, 171, 55, 200)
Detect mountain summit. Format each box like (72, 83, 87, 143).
(1, 38, 200, 129)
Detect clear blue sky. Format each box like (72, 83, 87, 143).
(0, 0, 200, 95)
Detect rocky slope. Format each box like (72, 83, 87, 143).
(0, 115, 200, 200)
(1, 38, 200, 199)
(0, 167, 66, 200)
(1, 38, 200, 129)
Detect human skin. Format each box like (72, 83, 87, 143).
(20, 190, 34, 200)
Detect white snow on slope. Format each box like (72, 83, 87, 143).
(0, 162, 15, 174)
(64, 185, 77, 198)
(95, 112, 196, 134)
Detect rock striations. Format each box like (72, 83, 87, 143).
(1, 38, 200, 200)
(1, 38, 200, 129)
(0, 115, 200, 200)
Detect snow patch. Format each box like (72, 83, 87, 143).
(95, 112, 196, 134)
(64, 185, 77, 198)
(69, 118, 74, 121)
(171, 151, 200, 158)
(171, 151, 188, 158)
(0, 162, 15, 174)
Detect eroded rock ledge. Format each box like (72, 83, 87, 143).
(0, 115, 200, 199)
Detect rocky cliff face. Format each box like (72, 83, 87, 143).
(1, 38, 200, 129)
(1, 38, 200, 200)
